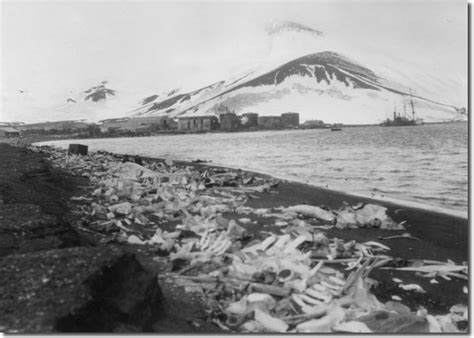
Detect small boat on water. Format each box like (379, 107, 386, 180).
(330, 123, 343, 131)
(331, 127, 342, 131)
(381, 89, 423, 127)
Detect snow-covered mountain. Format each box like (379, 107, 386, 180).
(128, 49, 465, 124)
(49, 81, 139, 122)
(52, 21, 466, 125)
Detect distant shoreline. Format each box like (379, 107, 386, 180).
(33, 137, 468, 220)
(0, 119, 467, 145)
(33, 124, 468, 220)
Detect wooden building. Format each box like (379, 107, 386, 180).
(99, 116, 174, 133)
(178, 116, 219, 131)
(18, 120, 89, 134)
(219, 113, 241, 131)
(302, 120, 325, 128)
(0, 127, 20, 137)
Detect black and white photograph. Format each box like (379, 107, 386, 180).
(0, 0, 469, 334)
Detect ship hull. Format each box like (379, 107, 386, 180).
(380, 117, 423, 127)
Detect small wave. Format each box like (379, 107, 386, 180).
(416, 158, 436, 162)
(446, 185, 468, 191)
(395, 183, 414, 188)
(451, 201, 468, 207)
(412, 195, 451, 203)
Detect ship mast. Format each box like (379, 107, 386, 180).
(409, 89, 416, 120)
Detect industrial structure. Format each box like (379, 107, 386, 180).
(241, 113, 259, 129)
(177, 116, 219, 131)
(99, 116, 175, 133)
(280, 112, 300, 128)
(219, 113, 241, 131)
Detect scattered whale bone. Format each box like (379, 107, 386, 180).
(33, 145, 468, 333)
(382, 260, 468, 280)
(335, 204, 403, 230)
(284, 205, 336, 222)
(399, 283, 426, 293)
(378, 233, 421, 241)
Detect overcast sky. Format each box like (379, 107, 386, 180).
(0, 0, 467, 123)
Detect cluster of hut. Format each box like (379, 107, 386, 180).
(176, 104, 302, 132)
(177, 112, 301, 132)
(0, 106, 328, 138)
(0, 117, 175, 138)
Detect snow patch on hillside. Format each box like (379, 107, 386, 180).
(181, 73, 460, 124)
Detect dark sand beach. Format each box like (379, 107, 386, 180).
(0, 142, 468, 333)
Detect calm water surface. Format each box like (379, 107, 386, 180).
(38, 123, 468, 217)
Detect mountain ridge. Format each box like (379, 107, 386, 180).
(128, 50, 463, 123)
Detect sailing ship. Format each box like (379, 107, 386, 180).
(381, 90, 423, 127)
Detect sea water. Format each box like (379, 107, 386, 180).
(37, 122, 468, 218)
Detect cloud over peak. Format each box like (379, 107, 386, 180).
(265, 20, 323, 37)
